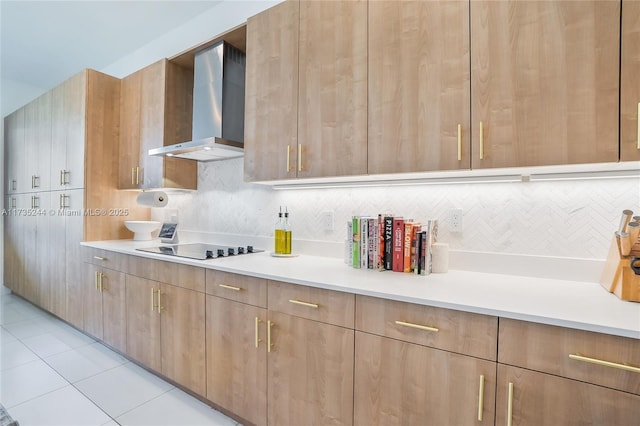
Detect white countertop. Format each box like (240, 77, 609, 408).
(82, 240, 640, 339)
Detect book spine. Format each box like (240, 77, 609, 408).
(384, 216, 394, 270)
(361, 218, 368, 269)
(368, 218, 375, 269)
(352, 217, 360, 268)
(392, 218, 404, 272)
(410, 223, 421, 273)
(346, 221, 353, 265)
(403, 221, 413, 273)
(419, 230, 427, 275)
(378, 214, 385, 270)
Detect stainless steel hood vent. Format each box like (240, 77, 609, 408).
(149, 41, 246, 161)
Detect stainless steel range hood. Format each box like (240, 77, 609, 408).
(149, 41, 246, 161)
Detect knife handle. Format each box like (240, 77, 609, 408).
(618, 210, 634, 234)
(619, 232, 631, 256)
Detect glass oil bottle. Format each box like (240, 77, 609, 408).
(283, 207, 292, 254)
(275, 207, 285, 254)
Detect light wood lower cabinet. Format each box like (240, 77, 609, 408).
(125, 274, 206, 396)
(82, 263, 126, 352)
(354, 331, 496, 426)
(206, 295, 267, 426)
(267, 310, 354, 426)
(496, 364, 640, 426)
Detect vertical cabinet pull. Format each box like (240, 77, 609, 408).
(255, 317, 262, 349)
(98, 272, 104, 292)
(11, 197, 16, 209)
(59, 194, 69, 209)
(136, 167, 140, 185)
(477, 374, 485, 421)
(507, 382, 514, 426)
(286, 145, 291, 173)
(95, 272, 100, 290)
(479, 121, 485, 160)
(150, 288, 156, 311)
(267, 320, 274, 352)
(131, 168, 135, 185)
(11, 180, 17, 191)
(157, 290, 163, 314)
(60, 170, 64, 186)
(457, 124, 462, 161)
(298, 144, 303, 172)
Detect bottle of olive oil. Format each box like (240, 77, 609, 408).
(274, 207, 285, 254)
(283, 207, 292, 254)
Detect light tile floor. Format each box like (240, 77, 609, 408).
(0, 291, 241, 426)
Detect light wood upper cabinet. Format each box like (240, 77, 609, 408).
(5, 108, 25, 194)
(119, 59, 196, 190)
(368, 0, 470, 174)
(470, 0, 620, 168)
(621, 0, 640, 161)
(298, 0, 367, 179)
(24, 93, 52, 192)
(244, 0, 299, 182)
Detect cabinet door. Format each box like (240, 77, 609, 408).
(267, 311, 354, 426)
(36, 192, 51, 311)
(101, 267, 126, 352)
(5, 108, 26, 194)
(126, 275, 162, 371)
(3, 194, 24, 294)
(64, 71, 86, 189)
(496, 364, 640, 426)
(471, 0, 619, 168)
(33, 92, 52, 191)
(206, 296, 267, 426)
(24, 100, 39, 193)
(244, 0, 299, 182)
(139, 60, 166, 189)
(298, 0, 367, 179)
(621, 0, 640, 161)
(49, 192, 67, 319)
(119, 70, 142, 189)
(354, 331, 495, 426)
(64, 189, 84, 328)
(22, 194, 39, 304)
(160, 283, 206, 396)
(83, 263, 104, 340)
(51, 83, 66, 190)
(368, 0, 470, 174)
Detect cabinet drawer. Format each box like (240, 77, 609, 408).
(82, 247, 128, 271)
(499, 318, 640, 395)
(268, 280, 355, 328)
(356, 295, 498, 360)
(128, 256, 205, 292)
(206, 270, 267, 308)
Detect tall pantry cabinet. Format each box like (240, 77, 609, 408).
(621, 0, 640, 161)
(3, 69, 143, 326)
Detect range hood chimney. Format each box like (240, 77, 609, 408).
(149, 41, 246, 161)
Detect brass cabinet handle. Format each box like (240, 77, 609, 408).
(267, 320, 273, 352)
(477, 374, 485, 421)
(394, 320, 439, 333)
(157, 289, 163, 314)
(298, 144, 302, 172)
(255, 317, 262, 349)
(136, 167, 140, 185)
(286, 145, 291, 173)
(457, 124, 462, 161)
(98, 272, 104, 292)
(507, 382, 514, 426)
(637, 102, 639, 149)
(288, 299, 319, 309)
(131, 168, 135, 185)
(479, 121, 484, 160)
(95, 272, 100, 290)
(150, 288, 156, 311)
(219, 284, 242, 291)
(569, 353, 640, 373)
(93, 256, 106, 261)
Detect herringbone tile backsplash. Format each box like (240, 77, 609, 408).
(164, 158, 640, 260)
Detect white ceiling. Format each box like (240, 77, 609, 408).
(1, 0, 221, 91)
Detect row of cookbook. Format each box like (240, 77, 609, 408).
(346, 215, 438, 275)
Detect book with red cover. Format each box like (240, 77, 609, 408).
(403, 221, 414, 272)
(392, 218, 404, 272)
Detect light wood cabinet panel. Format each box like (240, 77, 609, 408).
(267, 310, 354, 426)
(127, 256, 204, 292)
(298, 0, 367, 179)
(62, 71, 87, 189)
(621, 0, 640, 161)
(36, 192, 52, 311)
(206, 295, 267, 426)
(470, 0, 620, 168)
(496, 364, 640, 426)
(3, 194, 25, 294)
(356, 295, 497, 360)
(64, 189, 85, 328)
(126, 275, 162, 372)
(499, 318, 640, 396)
(368, 0, 470, 174)
(160, 283, 206, 396)
(49, 195, 66, 319)
(268, 280, 355, 328)
(50, 83, 66, 190)
(83, 263, 105, 340)
(354, 331, 496, 426)
(24, 93, 52, 192)
(244, 0, 299, 182)
(118, 59, 196, 190)
(5, 108, 25, 194)
(205, 270, 267, 307)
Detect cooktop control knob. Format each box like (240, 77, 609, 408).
(217, 249, 225, 257)
(247, 245, 254, 253)
(237, 247, 245, 254)
(228, 247, 235, 256)
(206, 250, 214, 259)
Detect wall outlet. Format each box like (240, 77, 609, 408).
(321, 211, 334, 232)
(449, 208, 463, 233)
